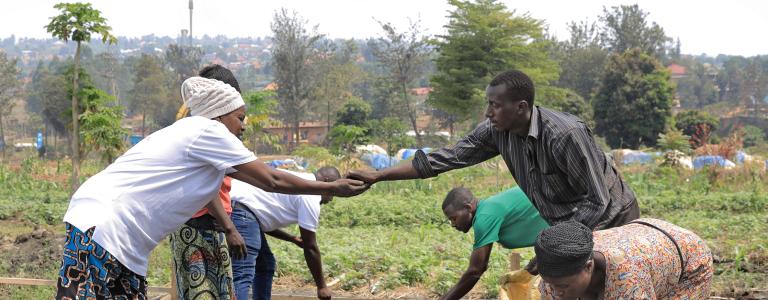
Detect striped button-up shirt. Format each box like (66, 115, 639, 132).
(412, 106, 635, 229)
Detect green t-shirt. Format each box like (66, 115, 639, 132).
(472, 187, 550, 249)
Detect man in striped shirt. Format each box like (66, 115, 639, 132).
(349, 70, 639, 230)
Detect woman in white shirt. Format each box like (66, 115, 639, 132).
(55, 76, 368, 299)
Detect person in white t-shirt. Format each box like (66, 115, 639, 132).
(55, 76, 368, 300)
(229, 166, 340, 300)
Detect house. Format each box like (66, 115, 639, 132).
(667, 64, 688, 111)
(263, 121, 329, 145)
(667, 64, 687, 80)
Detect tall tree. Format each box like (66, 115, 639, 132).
(553, 20, 608, 101)
(593, 48, 674, 149)
(599, 4, 671, 58)
(0, 52, 21, 154)
(129, 54, 169, 137)
(46, 2, 116, 192)
(429, 0, 561, 135)
(39, 60, 71, 139)
(312, 39, 364, 133)
(91, 51, 121, 105)
(271, 8, 323, 150)
(369, 20, 432, 147)
(166, 44, 202, 82)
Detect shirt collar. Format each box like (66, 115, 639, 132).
(527, 106, 540, 139)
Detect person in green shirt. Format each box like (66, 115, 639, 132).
(439, 186, 550, 300)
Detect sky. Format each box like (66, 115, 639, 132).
(1, 0, 766, 56)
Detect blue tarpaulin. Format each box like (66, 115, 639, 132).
(129, 135, 143, 146)
(399, 148, 433, 160)
(267, 159, 305, 170)
(693, 155, 735, 169)
(622, 152, 654, 165)
(362, 153, 400, 170)
(735, 151, 750, 164)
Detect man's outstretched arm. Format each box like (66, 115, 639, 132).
(299, 227, 331, 300)
(346, 163, 421, 184)
(348, 122, 499, 185)
(266, 229, 303, 248)
(439, 244, 492, 300)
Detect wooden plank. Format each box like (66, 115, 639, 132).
(0, 277, 56, 286)
(170, 264, 179, 300)
(0, 277, 172, 295)
(272, 294, 373, 300)
(508, 252, 521, 271)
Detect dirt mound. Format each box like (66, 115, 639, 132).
(0, 226, 63, 276)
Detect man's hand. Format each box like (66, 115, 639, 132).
(317, 286, 332, 300)
(331, 178, 369, 197)
(525, 256, 539, 276)
(292, 235, 304, 248)
(346, 170, 379, 185)
(225, 229, 247, 260)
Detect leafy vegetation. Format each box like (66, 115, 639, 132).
(0, 157, 765, 298)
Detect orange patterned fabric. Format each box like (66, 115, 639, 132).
(192, 176, 233, 218)
(541, 218, 713, 299)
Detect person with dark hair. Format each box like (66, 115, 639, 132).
(169, 64, 246, 299)
(55, 75, 368, 299)
(439, 186, 549, 300)
(199, 64, 242, 93)
(229, 166, 342, 300)
(349, 69, 638, 230)
(535, 219, 713, 299)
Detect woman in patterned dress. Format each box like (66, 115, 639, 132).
(534, 219, 713, 300)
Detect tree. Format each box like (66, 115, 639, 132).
(79, 86, 127, 164)
(38, 61, 71, 140)
(90, 52, 121, 105)
(553, 20, 608, 101)
(242, 90, 282, 154)
(46, 2, 117, 192)
(129, 54, 169, 137)
(599, 4, 671, 58)
(335, 97, 372, 127)
(657, 127, 691, 153)
(368, 117, 415, 160)
(271, 8, 324, 150)
(675, 59, 718, 108)
(674, 110, 718, 148)
(429, 0, 560, 134)
(166, 44, 202, 82)
(369, 20, 432, 147)
(328, 125, 369, 155)
(593, 48, 674, 149)
(312, 39, 364, 133)
(0, 52, 21, 155)
(742, 125, 765, 148)
(328, 98, 374, 155)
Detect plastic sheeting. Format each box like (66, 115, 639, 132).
(361, 153, 400, 170)
(693, 155, 736, 169)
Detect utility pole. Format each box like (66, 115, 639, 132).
(188, 0, 194, 46)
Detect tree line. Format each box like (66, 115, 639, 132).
(2, 1, 768, 192)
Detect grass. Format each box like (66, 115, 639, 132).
(0, 156, 766, 298)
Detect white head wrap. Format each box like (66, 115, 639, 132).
(180, 76, 245, 119)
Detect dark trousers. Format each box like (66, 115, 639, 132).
(231, 204, 276, 300)
(603, 199, 641, 229)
